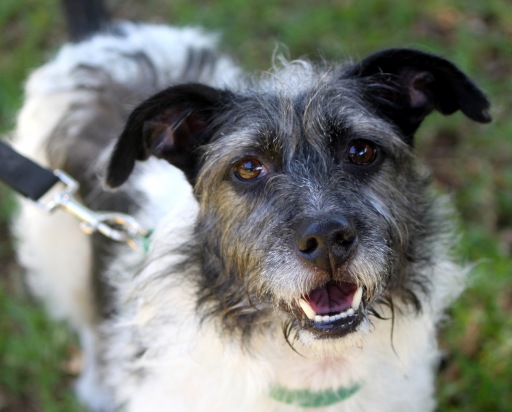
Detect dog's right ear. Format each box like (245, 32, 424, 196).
(106, 83, 232, 188)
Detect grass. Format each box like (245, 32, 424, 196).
(0, 0, 511, 410)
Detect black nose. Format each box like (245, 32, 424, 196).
(294, 216, 357, 274)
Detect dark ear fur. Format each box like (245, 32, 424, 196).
(347, 48, 491, 140)
(106, 83, 231, 188)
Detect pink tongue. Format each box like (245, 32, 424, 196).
(305, 281, 357, 315)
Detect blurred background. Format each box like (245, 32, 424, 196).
(0, 0, 510, 410)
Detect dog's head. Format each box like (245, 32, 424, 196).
(106, 49, 490, 344)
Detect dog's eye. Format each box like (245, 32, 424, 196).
(346, 140, 377, 165)
(233, 157, 267, 181)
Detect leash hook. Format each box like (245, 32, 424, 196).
(30, 169, 150, 253)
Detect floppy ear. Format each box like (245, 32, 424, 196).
(106, 83, 232, 188)
(347, 48, 491, 141)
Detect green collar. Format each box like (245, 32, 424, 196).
(269, 382, 361, 408)
(140, 229, 154, 255)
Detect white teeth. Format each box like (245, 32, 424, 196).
(311, 307, 357, 324)
(351, 287, 363, 311)
(299, 299, 316, 320)
(298, 286, 364, 324)
(309, 307, 357, 324)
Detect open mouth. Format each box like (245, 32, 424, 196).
(296, 281, 364, 338)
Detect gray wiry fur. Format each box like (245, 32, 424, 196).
(13, 21, 490, 411)
(190, 67, 437, 334)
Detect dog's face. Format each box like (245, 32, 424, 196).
(106, 49, 490, 344)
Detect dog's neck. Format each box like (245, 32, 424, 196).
(269, 382, 361, 407)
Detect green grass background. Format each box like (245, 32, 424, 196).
(0, 0, 511, 410)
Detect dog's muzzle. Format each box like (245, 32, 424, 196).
(290, 216, 365, 338)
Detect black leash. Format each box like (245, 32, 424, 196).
(0, 139, 150, 253)
(0, 140, 59, 201)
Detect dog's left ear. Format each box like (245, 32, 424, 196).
(347, 48, 491, 140)
(106, 83, 232, 188)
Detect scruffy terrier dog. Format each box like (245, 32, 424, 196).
(12, 3, 490, 412)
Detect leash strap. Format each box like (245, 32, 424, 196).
(0, 139, 150, 253)
(0, 140, 59, 200)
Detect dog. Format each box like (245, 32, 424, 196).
(11, 1, 491, 411)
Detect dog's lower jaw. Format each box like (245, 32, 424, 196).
(300, 311, 365, 339)
(292, 317, 371, 355)
(285, 303, 368, 341)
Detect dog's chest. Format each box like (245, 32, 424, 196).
(117, 305, 436, 412)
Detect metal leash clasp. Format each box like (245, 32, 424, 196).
(30, 169, 150, 253)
